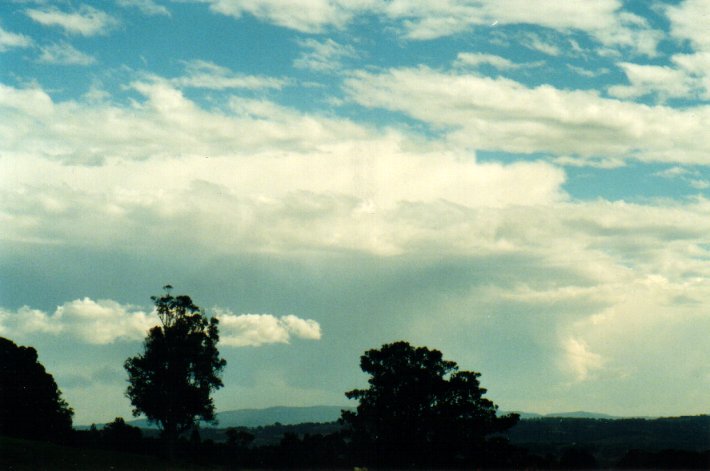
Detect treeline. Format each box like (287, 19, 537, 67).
(66, 417, 710, 469)
(507, 415, 710, 466)
(69, 420, 523, 469)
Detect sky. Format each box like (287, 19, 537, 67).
(2, 0, 710, 425)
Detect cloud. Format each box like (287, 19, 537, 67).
(4, 77, 710, 263)
(670, 53, 710, 102)
(0, 299, 154, 344)
(454, 52, 520, 70)
(667, 0, 710, 51)
(559, 274, 710, 393)
(195, 0, 659, 54)
(343, 66, 710, 165)
(294, 38, 358, 73)
(215, 311, 321, 347)
(172, 60, 286, 90)
(0, 26, 33, 52)
(553, 155, 624, 169)
(25, 5, 117, 36)
(0, 79, 565, 206)
(655, 166, 690, 178)
(521, 32, 561, 56)
(643, 1, 710, 101)
(379, 0, 628, 42)
(654, 165, 710, 191)
(280, 315, 322, 340)
(689, 179, 710, 190)
(38, 42, 96, 66)
(0, 297, 320, 348)
(567, 64, 609, 78)
(562, 337, 605, 382)
(201, 0, 356, 33)
(609, 62, 698, 101)
(117, 0, 171, 16)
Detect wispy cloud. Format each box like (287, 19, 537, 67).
(116, 0, 171, 17)
(454, 52, 520, 70)
(38, 42, 96, 65)
(197, 0, 659, 55)
(567, 64, 609, 78)
(0, 25, 33, 51)
(201, 0, 354, 33)
(654, 166, 710, 191)
(172, 60, 286, 90)
(294, 38, 357, 73)
(521, 32, 561, 56)
(25, 5, 117, 36)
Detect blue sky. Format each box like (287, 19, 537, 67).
(2, 0, 710, 425)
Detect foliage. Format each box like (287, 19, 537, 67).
(0, 337, 73, 441)
(101, 417, 144, 453)
(225, 427, 255, 448)
(124, 286, 226, 450)
(505, 415, 710, 467)
(341, 340, 519, 467)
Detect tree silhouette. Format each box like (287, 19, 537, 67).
(0, 337, 73, 441)
(341, 341, 518, 467)
(124, 286, 226, 456)
(101, 417, 144, 453)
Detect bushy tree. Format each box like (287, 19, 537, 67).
(0, 337, 73, 441)
(341, 341, 518, 467)
(124, 286, 226, 454)
(101, 417, 144, 452)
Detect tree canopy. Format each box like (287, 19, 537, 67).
(341, 341, 519, 467)
(0, 337, 73, 441)
(124, 286, 226, 451)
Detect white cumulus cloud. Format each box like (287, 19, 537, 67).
(0, 298, 321, 348)
(0, 298, 155, 344)
(216, 311, 322, 347)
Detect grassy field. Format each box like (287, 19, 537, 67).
(0, 436, 203, 470)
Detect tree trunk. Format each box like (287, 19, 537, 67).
(162, 423, 178, 461)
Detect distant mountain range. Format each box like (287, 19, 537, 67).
(81, 406, 627, 429)
(122, 405, 354, 429)
(214, 405, 353, 427)
(509, 410, 620, 420)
